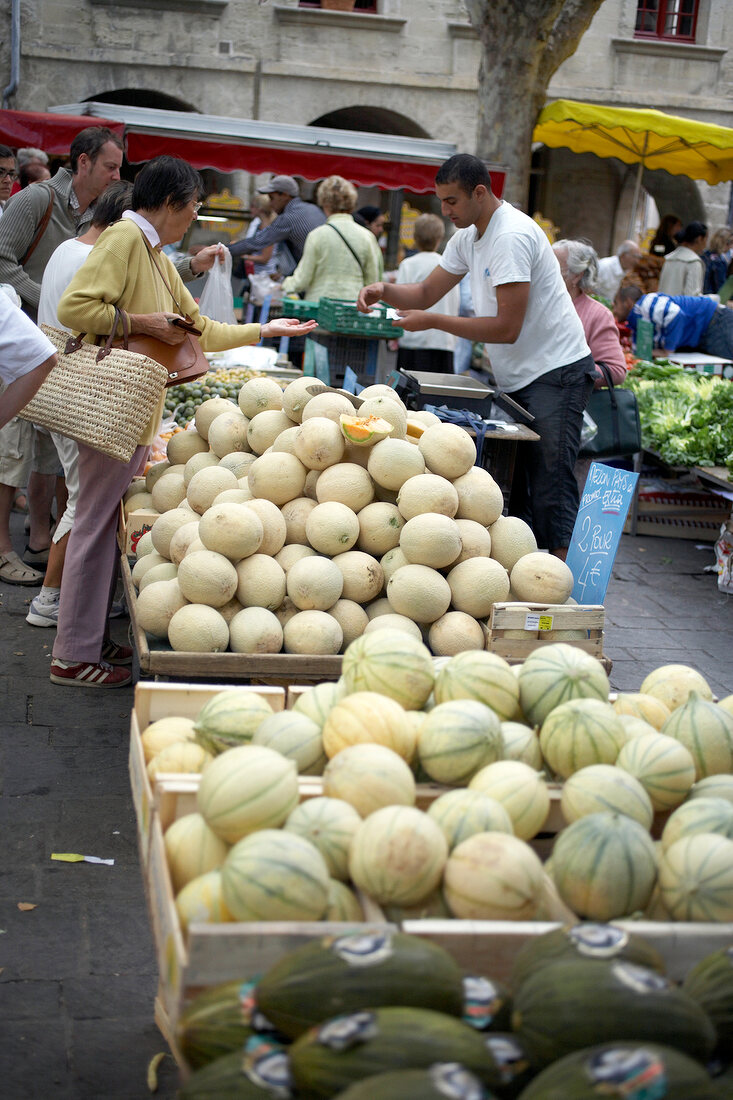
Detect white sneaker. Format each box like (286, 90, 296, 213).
(26, 593, 60, 627)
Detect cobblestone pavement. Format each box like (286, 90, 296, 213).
(0, 514, 731, 1098)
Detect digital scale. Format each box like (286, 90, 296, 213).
(390, 369, 534, 425)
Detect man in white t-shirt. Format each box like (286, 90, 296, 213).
(358, 153, 595, 556)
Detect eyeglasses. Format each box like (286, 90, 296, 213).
(0, 168, 18, 181)
(192, 201, 203, 214)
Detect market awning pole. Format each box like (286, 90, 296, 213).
(627, 133, 648, 240)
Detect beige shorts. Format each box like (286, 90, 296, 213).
(0, 417, 61, 487)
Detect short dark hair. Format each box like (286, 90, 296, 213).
(617, 284, 643, 307)
(131, 155, 203, 212)
(355, 205, 382, 225)
(435, 153, 492, 195)
(0, 144, 14, 161)
(677, 221, 707, 244)
(69, 126, 123, 173)
(19, 163, 49, 188)
(91, 180, 134, 228)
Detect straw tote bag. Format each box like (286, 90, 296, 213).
(18, 311, 168, 464)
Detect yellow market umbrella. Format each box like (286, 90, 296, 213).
(534, 99, 733, 235)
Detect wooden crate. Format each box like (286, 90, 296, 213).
(130, 682, 285, 867)
(145, 792, 390, 1031)
(118, 501, 160, 556)
(122, 553, 343, 685)
(487, 602, 606, 664)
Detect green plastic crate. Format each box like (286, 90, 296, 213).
(281, 298, 320, 321)
(317, 298, 403, 338)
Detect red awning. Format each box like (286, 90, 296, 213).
(126, 132, 506, 196)
(0, 109, 125, 155)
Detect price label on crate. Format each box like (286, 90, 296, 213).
(525, 612, 554, 631)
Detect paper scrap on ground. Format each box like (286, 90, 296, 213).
(51, 853, 115, 866)
(17, 903, 36, 911)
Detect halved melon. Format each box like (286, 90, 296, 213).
(339, 413, 394, 447)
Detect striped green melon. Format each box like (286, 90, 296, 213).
(179, 1048, 292, 1098)
(416, 700, 503, 784)
(500, 721, 543, 769)
(551, 811, 657, 921)
(341, 629, 435, 710)
(641, 664, 713, 711)
(560, 764, 654, 830)
(290, 1006, 501, 1097)
(616, 732, 696, 812)
(468, 760, 550, 840)
(516, 1041, 720, 1099)
(659, 833, 733, 921)
(177, 981, 254, 1070)
(193, 690, 276, 755)
(323, 744, 416, 817)
(284, 796, 362, 881)
(660, 795, 733, 851)
(197, 744, 299, 844)
(332, 1065, 491, 1100)
(518, 643, 610, 727)
(661, 691, 733, 779)
(348, 805, 448, 907)
(164, 812, 229, 894)
(251, 710, 326, 775)
(510, 923, 666, 994)
(324, 879, 363, 922)
(291, 679, 347, 729)
(682, 946, 733, 1056)
(539, 699, 626, 779)
(427, 788, 513, 850)
(443, 832, 544, 921)
(688, 774, 733, 806)
(513, 959, 716, 1069)
(221, 829, 330, 921)
(433, 651, 519, 721)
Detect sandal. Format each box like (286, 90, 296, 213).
(0, 550, 44, 586)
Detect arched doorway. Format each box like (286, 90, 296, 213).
(310, 106, 431, 140)
(84, 88, 198, 113)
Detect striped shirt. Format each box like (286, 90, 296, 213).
(229, 197, 325, 265)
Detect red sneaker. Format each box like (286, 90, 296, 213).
(50, 659, 132, 688)
(100, 640, 133, 666)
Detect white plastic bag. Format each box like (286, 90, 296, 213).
(714, 518, 733, 594)
(249, 272, 284, 306)
(198, 247, 237, 324)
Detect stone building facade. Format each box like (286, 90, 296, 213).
(3, 0, 732, 251)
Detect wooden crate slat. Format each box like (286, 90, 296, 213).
(134, 681, 285, 727)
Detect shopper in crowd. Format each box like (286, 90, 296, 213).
(553, 239, 627, 387)
(50, 154, 316, 688)
(25, 181, 134, 628)
(702, 227, 733, 296)
(16, 147, 49, 175)
(394, 213, 460, 374)
(242, 193, 281, 276)
(355, 205, 386, 240)
(613, 284, 733, 359)
(649, 214, 682, 257)
(358, 152, 594, 559)
(0, 145, 18, 218)
(281, 175, 382, 302)
(229, 175, 325, 276)
(594, 239, 642, 303)
(19, 162, 52, 188)
(658, 221, 707, 297)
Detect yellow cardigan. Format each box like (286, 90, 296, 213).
(58, 220, 261, 445)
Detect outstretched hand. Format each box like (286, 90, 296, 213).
(261, 317, 318, 339)
(357, 282, 385, 313)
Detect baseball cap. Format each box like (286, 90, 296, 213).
(258, 175, 299, 197)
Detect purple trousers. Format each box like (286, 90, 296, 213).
(53, 441, 147, 664)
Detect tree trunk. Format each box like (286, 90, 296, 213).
(464, 0, 606, 208)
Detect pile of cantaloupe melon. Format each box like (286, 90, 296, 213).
(142, 632, 733, 930)
(126, 376, 579, 656)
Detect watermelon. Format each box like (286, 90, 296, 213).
(510, 923, 666, 993)
(194, 690, 275, 754)
(179, 1046, 293, 1099)
(289, 1006, 502, 1098)
(539, 698, 625, 779)
(658, 833, 733, 921)
(683, 947, 733, 1057)
(517, 643, 609, 727)
(332, 1065, 493, 1099)
(341, 629, 435, 710)
(551, 811, 657, 921)
(255, 931, 465, 1039)
(513, 958, 717, 1067)
(177, 982, 254, 1070)
(434, 650, 520, 721)
(417, 700, 503, 784)
(221, 829, 330, 921)
(516, 1042, 721, 1099)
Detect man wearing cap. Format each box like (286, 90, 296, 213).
(229, 175, 325, 276)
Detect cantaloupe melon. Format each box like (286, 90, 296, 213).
(218, 595, 244, 624)
(292, 679, 347, 729)
(279, 496, 316, 546)
(219, 451, 256, 478)
(284, 796, 362, 880)
(339, 413, 393, 447)
(242, 498, 287, 556)
(660, 796, 733, 851)
(658, 833, 733, 922)
(323, 743, 416, 816)
(293, 416, 345, 470)
(358, 384, 403, 404)
(518, 643, 610, 727)
(271, 425, 300, 455)
(640, 664, 713, 711)
(237, 376, 284, 418)
(616, 732, 696, 812)
(452, 467, 504, 526)
(356, 502, 404, 556)
(134, 529, 155, 559)
(348, 805, 447, 906)
(145, 460, 170, 493)
(510, 552, 574, 604)
(612, 692, 672, 731)
(151, 471, 186, 513)
(662, 692, 733, 779)
(399, 514, 462, 570)
(194, 395, 234, 441)
(275, 596, 300, 629)
(193, 690, 275, 754)
(168, 604, 229, 653)
(688, 774, 733, 805)
(342, 628, 435, 710)
(417, 422, 476, 479)
(328, 599, 369, 650)
(447, 557, 511, 619)
(166, 428, 209, 465)
(197, 502, 263, 562)
(287, 554, 344, 611)
(246, 409, 293, 455)
(397, 473, 459, 520)
(177, 549, 238, 608)
(228, 606, 283, 654)
(364, 613, 423, 641)
(500, 722, 543, 769)
(560, 764, 654, 830)
(379, 546, 410, 585)
(175, 870, 232, 933)
(367, 438, 426, 492)
(187, 467, 239, 515)
(168, 520, 201, 566)
(164, 812, 230, 893)
(443, 832, 544, 920)
(221, 829, 330, 921)
(427, 789, 513, 850)
(451, 519, 492, 565)
(332, 550, 384, 603)
(149, 507, 195, 559)
(357, 396, 407, 440)
(305, 501, 360, 556)
(248, 452, 307, 506)
(275, 543, 317, 573)
(324, 880, 363, 921)
(197, 743, 298, 843)
(301, 391, 356, 424)
(252, 709, 325, 775)
(140, 715, 196, 764)
(283, 610, 343, 654)
(387, 564, 451, 624)
(469, 760, 550, 840)
(435, 650, 519, 721)
(136, 578, 188, 639)
(322, 691, 417, 763)
(418, 699, 503, 784)
(316, 463, 374, 511)
(540, 698, 625, 779)
(488, 515, 538, 572)
(208, 410, 250, 459)
(211, 487, 254, 507)
(235, 554, 286, 610)
(131, 550, 168, 587)
(138, 561, 178, 591)
(282, 375, 320, 423)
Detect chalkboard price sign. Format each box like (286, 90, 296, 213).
(566, 461, 639, 604)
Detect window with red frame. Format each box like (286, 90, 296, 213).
(298, 1, 378, 10)
(634, 0, 699, 42)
